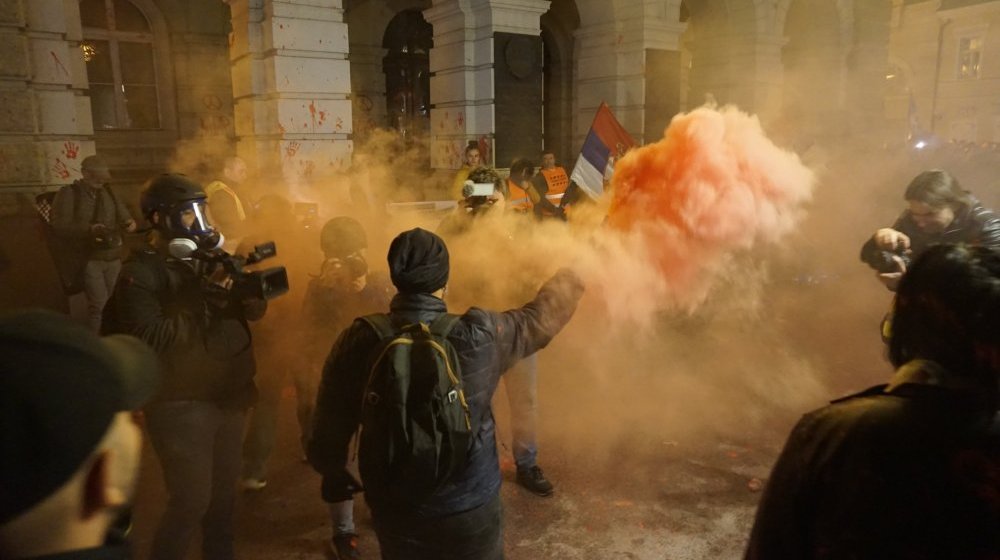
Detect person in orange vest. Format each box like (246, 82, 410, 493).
(530, 149, 569, 220)
(506, 158, 542, 215)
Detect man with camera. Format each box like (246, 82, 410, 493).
(102, 174, 272, 560)
(860, 169, 1000, 291)
(50, 155, 136, 332)
(438, 166, 560, 498)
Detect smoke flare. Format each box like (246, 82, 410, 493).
(606, 105, 814, 307)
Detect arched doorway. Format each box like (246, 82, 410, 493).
(541, 0, 580, 168)
(382, 9, 433, 141)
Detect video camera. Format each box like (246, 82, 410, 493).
(193, 241, 289, 301)
(871, 248, 912, 274)
(461, 181, 496, 213)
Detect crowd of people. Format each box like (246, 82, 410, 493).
(1, 150, 998, 560)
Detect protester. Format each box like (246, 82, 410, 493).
(50, 155, 137, 331)
(746, 243, 1000, 559)
(860, 168, 1000, 290)
(0, 309, 159, 559)
(240, 194, 317, 493)
(308, 228, 584, 559)
(205, 156, 250, 249)
(530, 149, 570, 219)
(449, 142, 483, 201)
(102, 174, 267, 560)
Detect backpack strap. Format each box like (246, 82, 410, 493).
(428, 313, 461, 338)
(361, 313, 397, 340)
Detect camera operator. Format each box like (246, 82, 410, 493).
(860, 169, 1000, 291)
(102, 174, 268, 560)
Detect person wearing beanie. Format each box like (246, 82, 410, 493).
(308, 227, 585, 559)
(0, 310, 159, 559)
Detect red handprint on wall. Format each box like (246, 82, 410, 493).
(62, 141, 79, 159)
(52, 158, 70, 179)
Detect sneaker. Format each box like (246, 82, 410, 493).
(516, 465, 554, 497)
(241, 477, 267, 491)
(330, 533, 360, 559)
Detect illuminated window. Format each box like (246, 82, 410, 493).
(957, 36, 982, 80)
(79, 0, 161, 129)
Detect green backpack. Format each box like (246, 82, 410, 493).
(357, 313, 473, 506)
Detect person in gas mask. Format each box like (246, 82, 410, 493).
(301, 216, 392, 559)
(102, 173, 267, 560)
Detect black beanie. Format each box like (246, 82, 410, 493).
(387, 228, 450, 294)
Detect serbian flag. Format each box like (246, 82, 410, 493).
(569, 102, 636, 197)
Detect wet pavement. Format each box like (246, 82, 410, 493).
(129, 391, 783, 560)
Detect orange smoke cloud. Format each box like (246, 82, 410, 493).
(606, 105, 814, 304)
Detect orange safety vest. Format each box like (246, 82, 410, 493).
(507, 179, 532, 212)
(540, 167, 569, 205)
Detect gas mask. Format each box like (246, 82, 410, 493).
(159, 199, 225, 259)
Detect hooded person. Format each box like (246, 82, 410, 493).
(102, 173, 268, 560)
(0, 309, 159, 560)
(307, 227, 585, 559)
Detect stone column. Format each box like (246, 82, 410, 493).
(573, 6, 685, 146)
(347, 42, 387, 143)
(846, 0, 890, 139)
(685, 20, 783, 121)
(228, 0, 353, 197)
(424, 0, 549, 170)
(0, 0, 95, 199)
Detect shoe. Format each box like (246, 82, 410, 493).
(516, 465, 554, 497)
(330, 533, 360, 559)
(241, 477, 267, 491)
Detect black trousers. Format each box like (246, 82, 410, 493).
(372, 494, 503, 560)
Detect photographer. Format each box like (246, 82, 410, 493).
(102, 174, 268, 560)
(860, 169, 1000, 291)
(50, 155, 136, 332)
(438, 166, 559, 497)
(438, 166, 507, 236)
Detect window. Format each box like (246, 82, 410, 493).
(957, 36, 982, 80)
(80, 0, 161, 129)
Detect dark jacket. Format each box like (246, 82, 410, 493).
(307, 268, 584, 518)
(745, 361, 1000, 560)
(102, 249, 264, 410)
(50, 180, 132, 261)
(860, 197, 1000, 269)
(300, 271, 393, 365)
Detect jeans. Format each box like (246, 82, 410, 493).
(504, 353, 538, 470)
(241, 362, 316, 481)
(146, 400, 246, 560)
(83, 258, 121, 333)
(373, 494, 503, 560)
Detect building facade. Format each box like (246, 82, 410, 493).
(0, 0, 892, 204)
(889, 0, 1000, 145)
